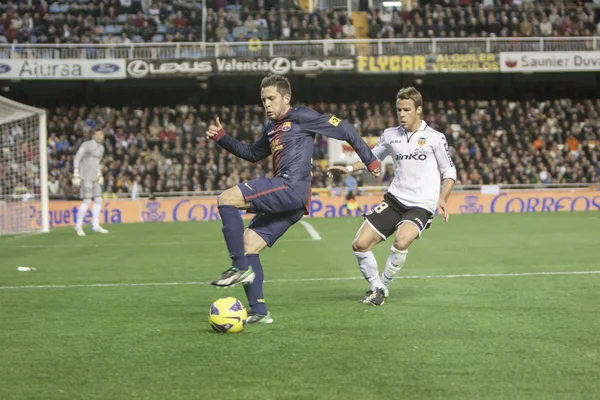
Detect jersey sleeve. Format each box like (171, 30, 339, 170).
(73, 141, 89, 169)
(371, 131, 390, 161)
(433, 134, 457, 181)
(298, 107, 377, 167)
(217, 130, 271, 163)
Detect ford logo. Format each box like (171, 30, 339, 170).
(91, 63, 120, 74)
(0, 63, 11, 74)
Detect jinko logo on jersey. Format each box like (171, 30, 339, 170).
(396, 153, 428, 161)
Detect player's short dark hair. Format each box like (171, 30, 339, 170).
(397, 87, 423, 109)
(261, 75, 291, 98)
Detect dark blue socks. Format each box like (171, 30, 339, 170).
(244, 254, 266, 314)
(218, 205, 248, 271)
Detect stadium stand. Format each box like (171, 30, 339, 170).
(0, 1, 598, 44)
(7, 97, 592, 199)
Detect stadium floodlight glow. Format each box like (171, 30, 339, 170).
(382, 1, 402, 7)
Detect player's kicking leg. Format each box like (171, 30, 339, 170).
(211, 177, 304, 289)
(210, 185, 256, 288)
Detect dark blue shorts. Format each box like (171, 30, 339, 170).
(247, 210, 305, 247)
(238, 178, 306, 247)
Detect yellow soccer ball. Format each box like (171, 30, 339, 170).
(208, 297, 248, 333)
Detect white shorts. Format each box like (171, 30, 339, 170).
(80, 180, 102, 199)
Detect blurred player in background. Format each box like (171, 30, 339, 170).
(206, 74, 381, 324)
(72, 129, 109, 236)
(344, 172, 360, 216)
(328, 87, 457, 306)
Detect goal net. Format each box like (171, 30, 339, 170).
(0, 96, 48, 235)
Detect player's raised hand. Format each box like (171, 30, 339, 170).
(438, 199, 449, 222)
(326, 166, 349, 178)
(207, 117, 225, 141)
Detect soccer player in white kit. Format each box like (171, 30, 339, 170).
(72, 129, 109, 236)
(328, 87, 457, 305)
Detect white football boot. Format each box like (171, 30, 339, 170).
(92, 225, 109, 234)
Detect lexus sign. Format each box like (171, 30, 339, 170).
(126, 57, 354, 78)
(127, 60, 213, 78)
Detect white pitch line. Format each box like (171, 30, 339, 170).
(299, 220, 322, 241)
(2, 238, 315, 249)
(1, 270, 599, 290)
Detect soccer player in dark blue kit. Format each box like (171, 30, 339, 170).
(206, 75, 380, 324)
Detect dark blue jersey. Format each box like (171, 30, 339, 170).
(216, 106, 378, 210)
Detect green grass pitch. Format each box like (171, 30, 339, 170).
(1, 212, 599, 400)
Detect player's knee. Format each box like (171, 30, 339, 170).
(217, 187, 243, 207)
(352, 237, 373, 253)
(394, 236, 414, 251)
(217, 191, 235, 206)
(93, 196, 102, 204)
(244, 243, 263, 254)
(244, 231, 268, 254)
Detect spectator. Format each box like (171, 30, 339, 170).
(31, 97, 597, 200)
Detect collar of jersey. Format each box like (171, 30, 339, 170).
(405, 120, 426, 134)
(276, 107, 292, 121)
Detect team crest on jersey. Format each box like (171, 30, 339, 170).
(418, 137, 426, 146)
(281, 121, 291, 131)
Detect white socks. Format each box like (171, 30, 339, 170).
(76, 198, 102, 228)
(76, 199, 91, 229)
(92, 199, 102, 228)
(381, 246, 408, 287)
(354, 251, 383, 291)
(355, 247, 409, 291)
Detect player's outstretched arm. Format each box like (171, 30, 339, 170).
(299, 109, 380, 177)
(326, 161, 365, 178)
(207, 117, 271, 162)
(327, 131, 391, 178)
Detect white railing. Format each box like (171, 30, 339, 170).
(0, 37, 597, 60)
(59, 183, 597, 200)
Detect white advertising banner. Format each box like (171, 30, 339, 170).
(0, 59, 126, 80)
(500, 51, 600, 72)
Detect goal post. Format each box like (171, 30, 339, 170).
(0, 95, 49, 235)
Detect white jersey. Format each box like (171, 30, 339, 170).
(73, 139, 104, 181)
(372, 121, 457, 213)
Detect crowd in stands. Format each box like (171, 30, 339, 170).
(0, 0, 598, 45)
(5, 96, 588, 200)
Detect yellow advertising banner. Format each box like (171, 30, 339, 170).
(430, 53, 499, 72)
(357, 53, 499, 73)
(357, 55, 427, 73)
(2, 190, 598, 232)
